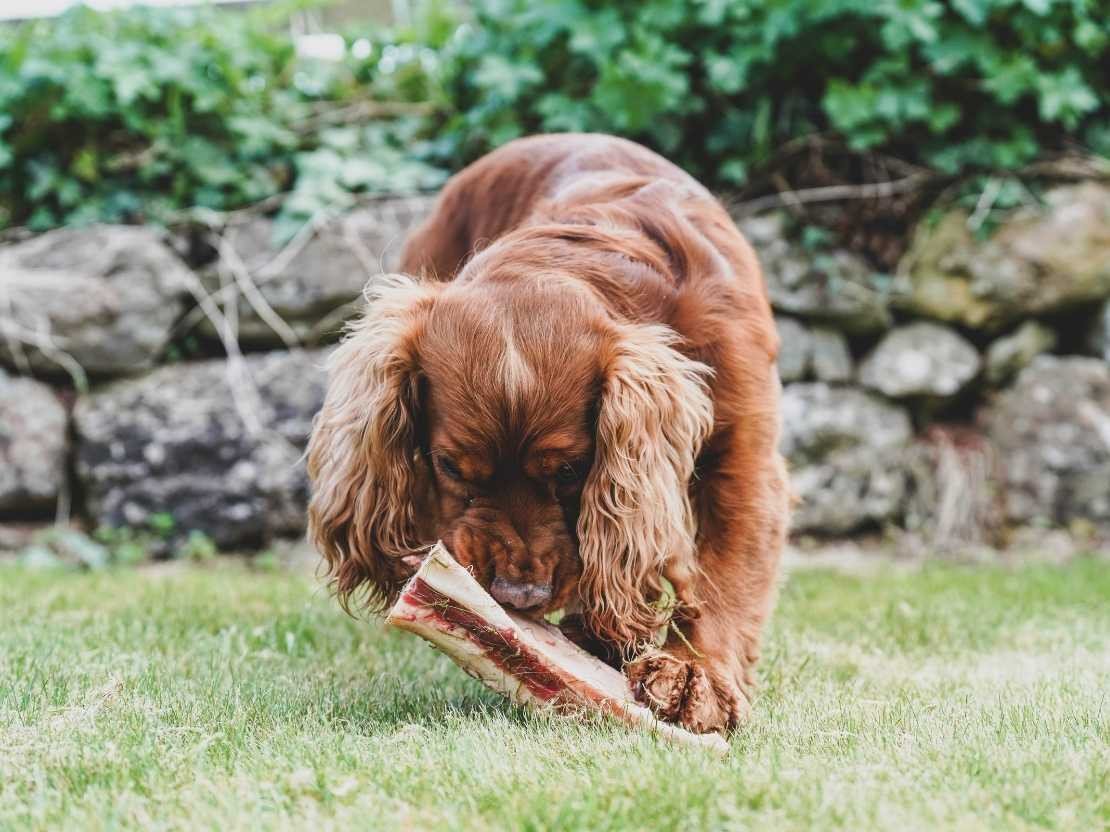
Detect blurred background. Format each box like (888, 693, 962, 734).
(0, 0, 1107, 568)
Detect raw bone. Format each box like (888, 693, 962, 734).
(386, 542, 729, 754)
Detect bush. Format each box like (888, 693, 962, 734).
(1, 1, 1105, 237)
(0, 5, 447, 233)
(433, 0, 1108, 188)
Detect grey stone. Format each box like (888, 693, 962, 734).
(859, 322, 980, 399)
(775, 316, 853, 383)
(980, 356, 1110, 531)
(0, 368, 68, 513)
(197, 196, 436, 347)
(780, 383, 914, 533)
(776, 317, 809, 382)
(1087, 300, 1109, 362)
(0, 226, 192, 376)
(894, 183, 1110, 331)
(810, 328, 854, 383)
(0, 522, 47, 553)
(738, 213, 892, 334)
(985, 321, 1057, 387)
(74, 350, 328, 548)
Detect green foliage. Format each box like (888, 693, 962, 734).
(17, 520, 225, 570)
(0, 5, 447, 232)
(180, 529, 218, 562)
(0, 6, 294, 229)
(90, 517, 173, 566)
(0, 0, 1105, 233)
(432, 0, 1109, 186)
(17, 528, 113, 570)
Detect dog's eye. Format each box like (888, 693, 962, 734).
(437, 456, 464, 480)
(555, 463, 582, 485)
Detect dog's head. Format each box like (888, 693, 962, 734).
(306, 230, 714, 649)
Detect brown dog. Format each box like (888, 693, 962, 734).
(307, 134, 789, 733)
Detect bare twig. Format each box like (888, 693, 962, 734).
(1018, 153, 1110, 181)
(176, 267, 266, 435)
(171, 211, 329, 339)
(769, 172, 803, 213)
(293, 99, 436, 133)
(0, 315, 89, 392)
(0, 275, 31, 375)
(255, 210, 330, 280)
(174, 195, 434, 343)
(165, 191, 290, 232)
(966, 177, 1003, 233)
(217, 232, 302, 349)
(728, 172, 935, 217)
(304, 299, 362, 343)
(341, 218, 387, 281)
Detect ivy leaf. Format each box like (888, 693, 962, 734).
(591, 35, 690, 132)
(339, 156, 385, 190)
(981, 55, 1039, 104)
(567, 7, 625, 55)
(950, 0, 991, 26)
(927, 102, 960, 133)
(718, 158, 747, 185)
(536, 93, 597, 132)
(473, 54, 542, 99)
(695, 0, 731, 25)
(71, 147, 100, 183)
(823, 80, 877, 133)
(1074, 20, 1106, 53)
(705, 52, 749, 94)
(1036, 68, 1098, 128)
(638, 0, 690, 30)
(1021, 0, 1053, 14)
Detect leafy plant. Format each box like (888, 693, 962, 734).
(431, 0, 1108, 188)
(0, 4, 449, 233)
(0, 0, 1105, 238)
(180, 530, 218, 562)
(0, 6, 296, 229)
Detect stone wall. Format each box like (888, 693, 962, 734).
(2, 185, 1108, 553)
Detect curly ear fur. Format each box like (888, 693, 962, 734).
(577, 322, 714, 650)
(306, 273, 436, 611)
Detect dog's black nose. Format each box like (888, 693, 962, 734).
(490, 578, 553, 610)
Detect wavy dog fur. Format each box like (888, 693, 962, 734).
(579, 322, 714, 648)
(307, 274, 437, 609)
(307, 134, 790, 734)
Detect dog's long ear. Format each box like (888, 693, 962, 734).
(307, 273, 437, 611)
(578, 322, 714, 650)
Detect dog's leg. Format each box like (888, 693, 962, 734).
(626, 436, 790, 734)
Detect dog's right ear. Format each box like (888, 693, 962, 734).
(306, 274, 438, 612)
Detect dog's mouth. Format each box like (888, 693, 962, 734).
(400, 547, 581, 620)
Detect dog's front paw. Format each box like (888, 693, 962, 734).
(625, 651, 748, 734)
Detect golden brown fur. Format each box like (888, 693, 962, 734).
(307, 133, 790, 733)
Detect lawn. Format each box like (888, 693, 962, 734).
(2, 556, 1108, 831)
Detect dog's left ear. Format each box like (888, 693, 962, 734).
(577, 322, 714, 650)
(306, 273, 437, 612)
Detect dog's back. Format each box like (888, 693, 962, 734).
(402, 133, 714, 279)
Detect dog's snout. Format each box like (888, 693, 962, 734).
(489, 577, 553, 611)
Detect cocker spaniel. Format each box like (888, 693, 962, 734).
(307, 133, 790, 734)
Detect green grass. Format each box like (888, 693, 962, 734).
(2, 558, 1108, 831)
